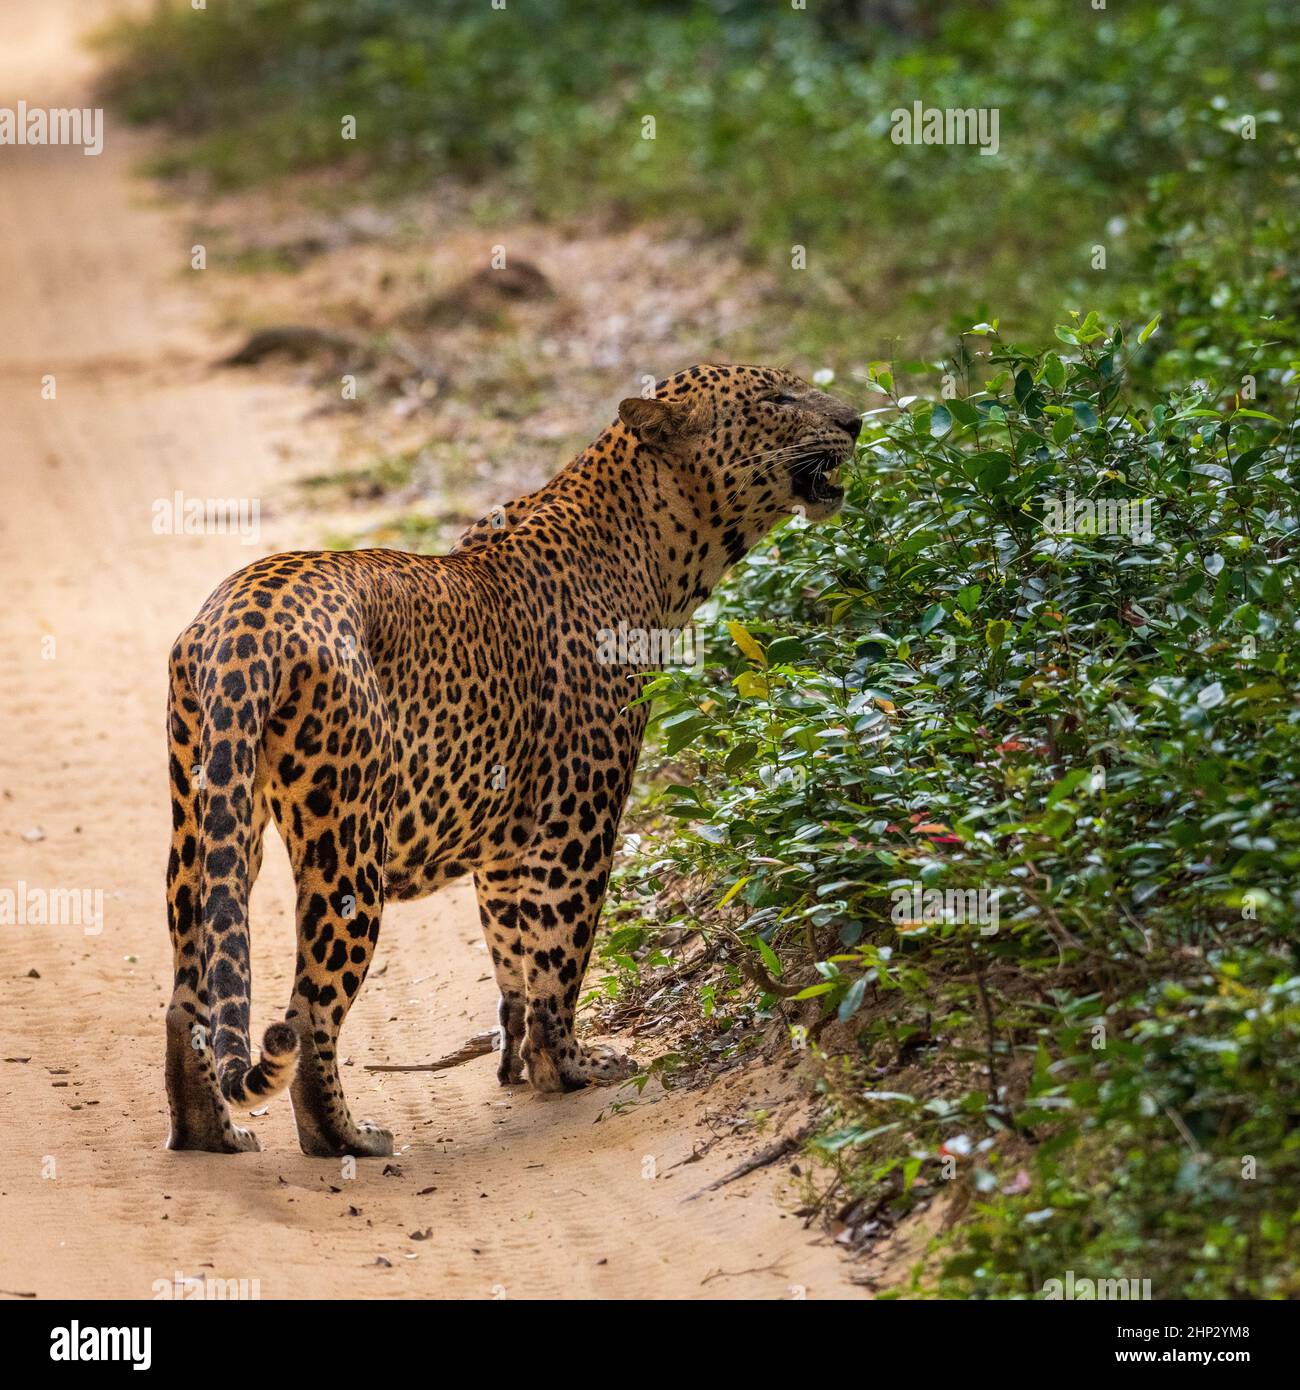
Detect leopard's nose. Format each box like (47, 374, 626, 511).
(838, 413, 862, 440)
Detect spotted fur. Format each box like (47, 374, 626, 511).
(164, 364, 858, 1156)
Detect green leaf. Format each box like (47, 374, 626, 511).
(755, 934, 782, 977)
(985, 618, 1011, 649)
(1046, 768, 1091, 807)
(838, 976, 867, 1020)
(724, 740, 759, 775)
(663, 715, 711, 754)
(765, 635, 806, 665)
(967, 451, 1013, 489)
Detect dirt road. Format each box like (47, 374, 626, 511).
(0, 0, 859, 1299)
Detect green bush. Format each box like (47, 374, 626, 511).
(612, 313, 1300, 1297)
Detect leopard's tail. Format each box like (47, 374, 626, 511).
(191, 655, 299, 1109)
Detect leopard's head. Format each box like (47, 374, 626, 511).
(617, 363, 860, 538)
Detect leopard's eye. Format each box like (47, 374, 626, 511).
(766, 392, 798, 406)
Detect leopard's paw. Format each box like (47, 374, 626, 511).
(167, 1119, 260, 1154)
(497, 1051, 526, 1087)
(298, 1118, 393, 1159)
(522, 1034, 636, 1084)
(541, 1043, 638, 1093)
(524, 1045, 564, 1093)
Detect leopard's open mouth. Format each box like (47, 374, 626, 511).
(791, 449, 848, 507)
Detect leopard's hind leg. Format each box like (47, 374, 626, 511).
(164, 656, 269, 1153)
(265, 649, 396, 1158)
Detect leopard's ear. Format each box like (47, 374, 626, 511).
(618, 396, 682, 445)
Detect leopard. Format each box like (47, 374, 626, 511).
(163, 362, 859, 1156)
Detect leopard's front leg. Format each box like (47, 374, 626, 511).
(517, 815, 638, 1092)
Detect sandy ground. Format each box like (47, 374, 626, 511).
(0, 0, 863, 1300)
